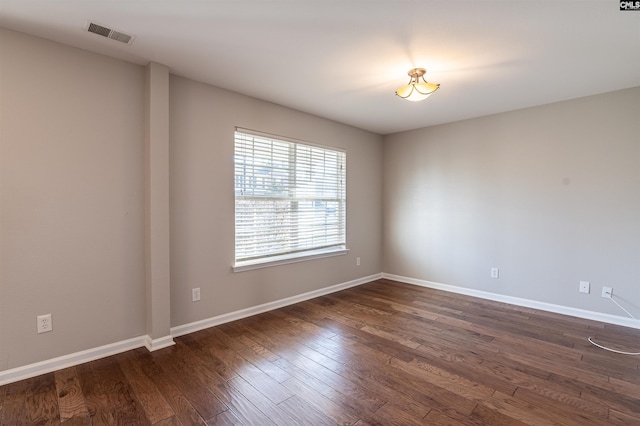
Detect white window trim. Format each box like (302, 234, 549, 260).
(233, 247, 349, 273)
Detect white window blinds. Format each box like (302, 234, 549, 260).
(234, 129, 346, 265)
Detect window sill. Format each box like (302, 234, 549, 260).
(233, 247, 349, 273)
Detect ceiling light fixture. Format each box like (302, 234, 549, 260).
(395, 68, 440, 101)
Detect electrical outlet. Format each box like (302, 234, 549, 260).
(192, 287, 201, 302)
(37, 314, 52, 334)
(579, 281, 590, 294)
(490, 267, 499, 279)
(356, 257, 361, 266)
(601, 286, 612, 298)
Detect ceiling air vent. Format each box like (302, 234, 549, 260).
(86, 22, 134, 45)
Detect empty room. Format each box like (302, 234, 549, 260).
(0, 1, 639, 424)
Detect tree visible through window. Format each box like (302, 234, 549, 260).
(234, 129, 346, 268)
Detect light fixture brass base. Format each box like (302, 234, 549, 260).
(407, 68, 427, 78)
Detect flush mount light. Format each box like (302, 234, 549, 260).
(395, 68, 440, 101)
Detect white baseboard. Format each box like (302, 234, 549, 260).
(0, 273, 382, 386)
(8, 270, 630, 387)
(0, 336, 146, 386)
(171, 273, 383, 337)
(382, 273, 640, 330)
(145, 335, 176, 351)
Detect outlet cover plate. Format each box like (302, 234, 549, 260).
(37, 314, 52, 334)
(601, 286, 612, 298)
(192, 287, 201, 302)
(490, 267, 499, 278)
(579, 281, 590, 294)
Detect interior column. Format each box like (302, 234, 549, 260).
(144, 61, 174, 350)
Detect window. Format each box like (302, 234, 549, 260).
(233, 128, 347, 271)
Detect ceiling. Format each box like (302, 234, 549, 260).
(1, 1, 639, 135)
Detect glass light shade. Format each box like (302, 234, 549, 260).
(395, 82, 440, 101)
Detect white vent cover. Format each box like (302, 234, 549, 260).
(86, 22, 134, 45)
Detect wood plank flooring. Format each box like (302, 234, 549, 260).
(1, 279, 639, 425)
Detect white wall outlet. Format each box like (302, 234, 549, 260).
(191, 287, 200, 302)
(490, 267, 499, 279)
(356, 257, 361, 266)
(192, 287, 201, 302)
(601, 286, 612, 298)
(37, 314, 52, 334)
(579, 281, 590, 294)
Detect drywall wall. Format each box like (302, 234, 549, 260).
(0, 28, 146, 370)
(383, 87, 640, 318)
(169, 75, 383, 327)
(0, 28, 383, 374)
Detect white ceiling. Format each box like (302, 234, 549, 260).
(1, 1, 639, 135)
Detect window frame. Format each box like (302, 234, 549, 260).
(232, 128, 348, 272)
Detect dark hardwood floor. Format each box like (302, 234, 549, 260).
(1, 279, 639, 425)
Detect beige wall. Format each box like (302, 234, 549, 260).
(383, 88, 640, 317)
(0, 28, 146, 370)
(0, 28, 383, 372)
(169, 76, 383, 327)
